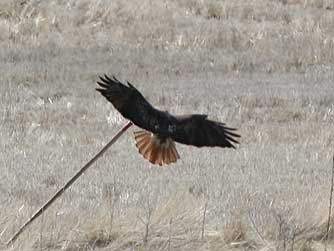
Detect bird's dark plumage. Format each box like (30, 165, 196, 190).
(96, 75, 240, 165)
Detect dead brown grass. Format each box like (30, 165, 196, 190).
(1, 0, 334, 250)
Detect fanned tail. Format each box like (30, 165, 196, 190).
(134, 130, 180, 165)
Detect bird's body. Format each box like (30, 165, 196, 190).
(96, 75, 240, 165)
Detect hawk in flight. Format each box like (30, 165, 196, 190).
(96, 75, 240, 165)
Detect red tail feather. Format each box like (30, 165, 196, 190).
(134, 131, 179, 165)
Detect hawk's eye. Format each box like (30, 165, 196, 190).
(168, 125, 176, 133)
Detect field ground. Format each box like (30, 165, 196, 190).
(1, 0, 334, 250)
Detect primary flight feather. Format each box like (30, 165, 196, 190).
(96, 75, 240, 165)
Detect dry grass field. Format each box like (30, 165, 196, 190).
(1, 0, 334, 250)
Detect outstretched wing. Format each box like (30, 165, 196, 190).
(171, 114, 240, 148)
(96, 75, 240, 149)
(96, 75, 167, 133)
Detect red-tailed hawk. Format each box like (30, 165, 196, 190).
(96, 75, 240, 165)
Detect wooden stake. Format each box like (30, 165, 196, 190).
(6, 121, 133, 246)
(325, 153, 334, 250)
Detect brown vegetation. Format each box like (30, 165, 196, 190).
(0, 0, 334, 250)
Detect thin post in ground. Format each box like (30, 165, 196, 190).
(6, 121, 133, 246)
(325, 153, 334, 250)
